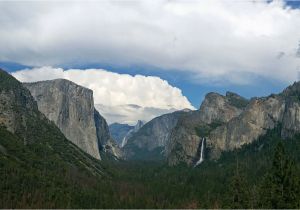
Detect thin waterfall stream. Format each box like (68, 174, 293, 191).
(194, 137, 205, 167)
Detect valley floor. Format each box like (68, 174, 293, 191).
(1, 127, 300, 209)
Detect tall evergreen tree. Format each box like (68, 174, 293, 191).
(259, 141, 299, 208)
(227, 158, 249, 209)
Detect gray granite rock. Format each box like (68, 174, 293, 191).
(23, 79, 122, 159)
(207, 95, 285, 159)
(167, 92, 248, 165)
(123, 110, 190, 160)
(121, 120, 144, 148)
(168, 81, 300, 165)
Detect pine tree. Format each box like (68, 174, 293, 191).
(228, 159, 249, 209)
(259, 141, 299, 208)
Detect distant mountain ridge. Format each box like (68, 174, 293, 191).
(122, 83, 300, 166)
(5, 67, 300, 169)
(121, 120, 144, 148)
(165, 82, 300, 166)
(109, 123, 134, 146)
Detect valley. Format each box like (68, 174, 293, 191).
(1, 69, 300, 208)
(2, 1, 300, 209)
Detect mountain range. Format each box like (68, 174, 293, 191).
(3, 68, 300, 165)
(121, 86, 300, 168)
(1, 68, 300, 208)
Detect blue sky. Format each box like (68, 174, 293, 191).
(1, 0, 300, 112)
(0, 60, 288, 109)
(285, 0, 300, 9)
(65, 62, 289, 108)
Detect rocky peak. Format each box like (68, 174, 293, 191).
(281, 81, 300, 98)
(226, 91, 249, 109)
(206, 83, 300, 160)
(166, 91, 249, 166)
(198, 91, 247, 124)
(23, 79, 101, 159)
(134, 120, 144, 131)
(207, 95, 285, 160)
(120, 120, 145, 148)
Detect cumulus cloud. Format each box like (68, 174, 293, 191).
(12, 67, 195, 112)
(1, 0, 300, 84)
(95, 104, 178, 125)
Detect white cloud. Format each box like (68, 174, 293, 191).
(12, 67, 195, 113)
(95, 104, 178, 125)
(1, 0, 300, 84)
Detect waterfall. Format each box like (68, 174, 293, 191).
(195, 137, 205, 167)
(121, 136, 127, 148)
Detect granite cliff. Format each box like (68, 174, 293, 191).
(207, 82, 300, 160)
(123, 110, 191, 160)
(0, 69, 104, 176)
(166, 92, 248, 165)
(167, 82, 300, 166)
(24, 79, 120, 159)
(121, 120, 144, 148)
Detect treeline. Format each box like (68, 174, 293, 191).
(1, 126, 300, 208)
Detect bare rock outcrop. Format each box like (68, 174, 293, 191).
(23, 79, 120, 159)
(123, 110, 190, 160)
(207, 81, 300, 159)
(167, 92, 248, 165)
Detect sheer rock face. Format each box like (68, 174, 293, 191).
(167, 92, 248, 165)
(94, 109, 122, 158)
(281, 100, 300, 138)
(0, 87, 38, 135)
(0, 69, 105, 177)
(168, 81, 300, 165)
(207, 95, 285, 159)
(123, 110, 190, 160)
(198, 92, 246, 124)
(166, 116, 201, 166)
(23, 79, 101, 159)
(207, 82, 300, 160)
(0, 69, 41, 143)
(281, 82, 300, 138)
(121, 120, 144, 148)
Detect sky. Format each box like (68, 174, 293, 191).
(1, 0, 300, 124)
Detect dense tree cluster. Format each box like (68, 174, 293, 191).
(1, 126, 300, 208)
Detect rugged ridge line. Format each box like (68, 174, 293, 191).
(207, 82, 300, 160)
(167, 91, 248, 165)
(167, 82, 300, 166)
